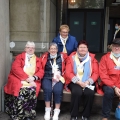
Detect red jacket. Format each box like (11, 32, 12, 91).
(98, 52, 120, 95)
(4, 52, 44, 97)
(65, 52, 99, 86)
(40, 52, 68, 79)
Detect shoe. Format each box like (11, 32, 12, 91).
(25, 118, 32, 120)
(82, 116, 88, 120)
(70, 117, 78, 120)
(44, 107, 51, 120)
(53, 109, 60, 120)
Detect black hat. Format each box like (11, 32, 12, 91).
(112, 38, 120, 45)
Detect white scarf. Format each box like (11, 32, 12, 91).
(60, 35, 68, 46)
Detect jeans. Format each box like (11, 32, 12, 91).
(102, 86, 114, 118)
(42, 78, 63, 104)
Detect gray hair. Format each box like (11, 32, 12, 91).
(49, 42, 58, 49)
(25, 41, 35, 48)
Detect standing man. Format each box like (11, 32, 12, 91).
(52, 24, 78, 56)
(108, 22, 120, 49)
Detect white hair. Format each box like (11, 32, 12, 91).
(49, 42, 58, 49)
(25, 41, 35, 48)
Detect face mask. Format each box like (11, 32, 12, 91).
(112, 52, 120, 58)
(115, 26, 119, 30)
(50, 54, 57, 59)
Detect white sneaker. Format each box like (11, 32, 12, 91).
(44, 107, 51, 120)
(53, 109, 60, 120)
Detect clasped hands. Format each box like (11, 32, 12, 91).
(26, 76, 36, 87)
(52, 70, 61, 82)
(77, 80, 90, 88)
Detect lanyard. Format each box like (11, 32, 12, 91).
(50, 58, 58, 73)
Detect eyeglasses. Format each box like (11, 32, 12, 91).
(26, 47, 35, 49)
(78, 47, 87, 49)
(61, 31, 69, 34)
(50, 48, 57, 50)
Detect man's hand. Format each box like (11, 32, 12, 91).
(114, 87, 120, 97)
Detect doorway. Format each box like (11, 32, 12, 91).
(68, 10, 104, 52)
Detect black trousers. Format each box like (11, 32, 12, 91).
(68, 82, 95, 118)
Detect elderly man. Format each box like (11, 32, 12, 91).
(99, 38, 120, 120)
(4, 41, 44, 120)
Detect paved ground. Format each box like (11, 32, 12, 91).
(0, 100, 117, 120)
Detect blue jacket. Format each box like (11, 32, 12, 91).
(52, 34, 78, 55)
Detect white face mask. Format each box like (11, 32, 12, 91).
(50, 54, 57, 59)
(112, 52, 120, 58)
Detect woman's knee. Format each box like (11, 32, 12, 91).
(53, 82, 63, 94)
(84, 88, 95, 97)
(42, 79, 52, 92)
(72, 88, 82, 97)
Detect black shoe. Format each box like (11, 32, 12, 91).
(82, 116, 88, 120)
(70, 117, 78, 120)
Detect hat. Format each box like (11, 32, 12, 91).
(112, 38, 120, 45)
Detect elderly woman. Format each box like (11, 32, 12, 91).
(52, 24, 78, 55)
(99, 38, 120, 120)
(4, 41, 44, 120)
(40, 43, 67, 120)
(65, 40, 99, 120)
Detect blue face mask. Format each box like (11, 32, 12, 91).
(115, 26, 119, 30)
(112, 52, 120, 58)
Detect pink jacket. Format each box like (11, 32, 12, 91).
(98, 52, 120, 95)
(65, 52, 99, 86)
(4, 52, 44, 97)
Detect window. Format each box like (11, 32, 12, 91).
(68, 0, 104, 9)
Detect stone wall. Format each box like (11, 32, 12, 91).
(10, 0, 56, 42)
(10, 0, 40, 41)
(0, 0, 10, 111)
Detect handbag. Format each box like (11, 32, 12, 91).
(115, 102, 120, 120)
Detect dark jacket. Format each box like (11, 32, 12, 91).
(43, 53, 62, 79)
(109, 29, 120, 45)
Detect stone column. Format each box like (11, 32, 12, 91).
(39, 0, 56, 43)
(0, 0, 10, 111)
(39, 0, 50, 43)
(104, 7, 109, 53)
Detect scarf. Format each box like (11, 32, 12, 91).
(110, 52, 120, 67)
(60, 35, 68, 53)
(23, 53, 36, 76)
(73, 52, 91, 82)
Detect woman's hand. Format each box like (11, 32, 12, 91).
(77, 81, 86, 88)
(84, 81, 90, 86)
(26, 76, 35, 82)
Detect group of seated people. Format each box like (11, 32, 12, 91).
(4, 24, 120, 120)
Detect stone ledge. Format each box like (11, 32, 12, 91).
(10, 41, 49, 53)
(38, 89, 103, 103)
